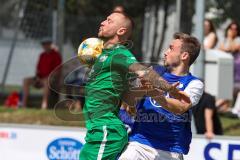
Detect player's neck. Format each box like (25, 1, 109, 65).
(103, 36, 126, 49)
(170, 65, 189, 76)
(103, 37, 118, 48)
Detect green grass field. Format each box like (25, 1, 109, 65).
(220, 117, 240, 136)
(0, 106, 240, 136)
(0, 107, 85, 127)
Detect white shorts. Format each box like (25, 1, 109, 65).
(118, 141, 184, 160)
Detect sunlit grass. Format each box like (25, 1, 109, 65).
(0, 106, 85, 127)
(0, 106, 240, 136)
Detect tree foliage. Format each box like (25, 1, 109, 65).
(3, 0, 239, 61)
(206, 0, 240, 24)
(64, 0, 146, 59)
(0, 0, 21, 28)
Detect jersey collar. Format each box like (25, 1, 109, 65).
(103, 43, 126, 51)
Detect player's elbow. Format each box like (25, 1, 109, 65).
(175, 103, 192, 115)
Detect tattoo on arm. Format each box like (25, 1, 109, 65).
(129, 63, 176, 92)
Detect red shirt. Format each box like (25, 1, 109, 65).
(36, 49, 62, 78)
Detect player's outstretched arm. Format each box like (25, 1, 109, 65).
(129, 63, 174, 92)
(128, 63, 186, 100)
(147, 88, 192, 115)
(165, 93, 192, 114)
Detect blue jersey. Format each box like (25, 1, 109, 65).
(129, 65, 200, 154)
(119, 108, 135, 129)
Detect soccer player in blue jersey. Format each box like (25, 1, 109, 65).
(119, 32, 204, 160)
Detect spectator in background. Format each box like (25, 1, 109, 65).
(204, 19, 218, 49)
(22, 39, 62, 109)
(218, 21, 240, 112)
(193, 91, 223, 139)
(219, 21, 240, 53)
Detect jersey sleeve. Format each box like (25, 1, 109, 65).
(184, 79, 204, 106)
(111, 49, 138, 72)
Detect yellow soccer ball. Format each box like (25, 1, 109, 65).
(77, 38, 104, 65)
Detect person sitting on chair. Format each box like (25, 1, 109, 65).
(22, 38, 62, 109)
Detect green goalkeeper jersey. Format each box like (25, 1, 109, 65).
(83, 44, 137, 129)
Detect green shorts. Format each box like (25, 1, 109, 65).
(79, 124, 128, 160)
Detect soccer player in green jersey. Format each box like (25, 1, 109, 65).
(79, 11, 189, 160)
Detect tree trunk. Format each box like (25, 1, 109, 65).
(180, 0, 194, 34)
(156, 0, 169, 61)
(150, 0, 160, 63)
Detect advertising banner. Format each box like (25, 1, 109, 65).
(0, 124, 86, 160)
(184, 135, 240, 160)
(1, 124, 240, 160)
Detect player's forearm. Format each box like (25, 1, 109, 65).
(151, 94, 191, 114)
(122, 89, 147, 107)
(129, 63, 175, 92)
(165, 98, 191, 114)
(143, 69, 176, 92)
